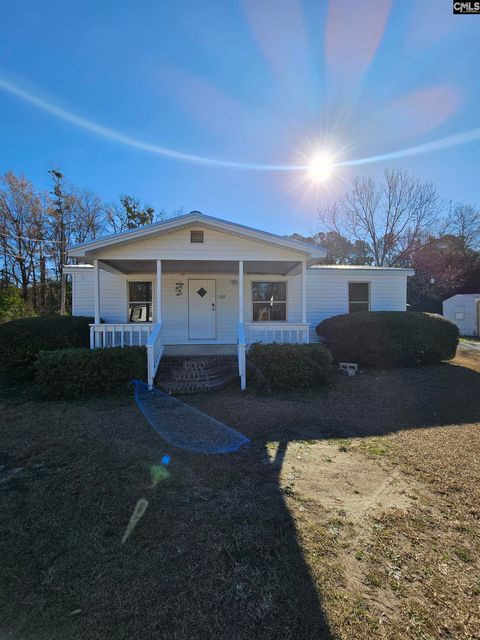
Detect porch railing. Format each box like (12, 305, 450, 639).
(146, 322, 164, 389)
(89, 323, 155, 349)
(245, 322, 310, 345)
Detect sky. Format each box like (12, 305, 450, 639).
(0, 0, 479, 236)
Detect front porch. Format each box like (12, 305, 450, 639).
(88, 258, 310, 390)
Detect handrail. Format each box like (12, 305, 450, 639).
(146, 322, 163, 390)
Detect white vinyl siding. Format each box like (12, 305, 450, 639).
(307, 270, 409, 341)
(93, 226, 306, 262)
(443, 294, 480, 336)
(71, 270, 156, 323)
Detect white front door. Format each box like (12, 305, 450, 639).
(188, 279, 216, 339)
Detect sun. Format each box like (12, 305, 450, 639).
(308, 151, 335, 183)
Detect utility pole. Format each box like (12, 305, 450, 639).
(49, 169, 68, 315)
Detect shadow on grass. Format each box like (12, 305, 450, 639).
(0, 377, 333, 639)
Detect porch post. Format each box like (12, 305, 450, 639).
(238, 260, 246, 390)
(93, 259, 100, 324)
(238, 260, 244, 322)
(156, 260, 162, 324)
(301, 259, 307, 323)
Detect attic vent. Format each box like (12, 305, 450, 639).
(190, 230, 204, 243)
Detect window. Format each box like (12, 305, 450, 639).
(252, 282, 287, 321)
(190, 230, 204, 243)
(348, 282, 370, 313)
(454, 306, 465, 320)
(128, 281, 152, 322)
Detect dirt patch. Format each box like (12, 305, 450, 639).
(270, 440, 415, 522)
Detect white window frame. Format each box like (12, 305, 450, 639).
(251, 280, 288, 322)
(348, 281, 370, 313)
(127, 279, 153, 323)
(454, 306, 465, 320)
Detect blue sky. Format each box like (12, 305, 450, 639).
(0, 0, 479, 235)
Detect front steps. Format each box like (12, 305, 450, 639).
(156, 355, 238, 394)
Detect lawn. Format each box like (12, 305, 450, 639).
(0, 346, 479, 639)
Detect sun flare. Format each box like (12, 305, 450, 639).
(308, 152, 335, 182)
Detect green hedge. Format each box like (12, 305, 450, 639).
(0, 315, 93, 373)
(35, 346, 147, 399)
(316, 311, 459, 367)
(247, 343, 332, 391)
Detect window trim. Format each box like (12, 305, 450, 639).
(251, 280, 288, 322)
(190, 229, 204, 244)
(348, 281, 370, 314)
(127, 279, 153, 323)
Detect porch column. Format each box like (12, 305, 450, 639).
(238, 260, 244, 322)
(93, 259, 100, 324)
(301, 259, 307, 323)
(156, 260, 162, 324)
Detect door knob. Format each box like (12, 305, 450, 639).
(212, 303, 215, 310)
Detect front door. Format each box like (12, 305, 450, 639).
(188, 279, 216, 339)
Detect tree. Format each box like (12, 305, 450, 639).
(0, 172, 44, 303)
(444, 203, 480, 251)
(319, 169, 439, 266)
(48, 169, 75, 315)
(290, 231, 373, 265)
(70, 189, 106, 244)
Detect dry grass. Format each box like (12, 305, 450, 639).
(0, 348, 479, 639)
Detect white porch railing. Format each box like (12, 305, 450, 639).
(245, 322, 310, 345)
(146, 323, 164, 389)
(238, 321, 246, 391)
(89, 323, 155, 349)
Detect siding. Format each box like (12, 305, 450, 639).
(307, 270, 409, 341)
(71, 267, 410, 343)
(443, 294, 480, 336)
(92, 226, 306, 261)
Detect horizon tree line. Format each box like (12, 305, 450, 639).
(0, 167, 478, 320)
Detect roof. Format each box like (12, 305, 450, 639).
(68, 211, 327, 260)
(310, 265, 415, 275)
(444, 293, 480, 301)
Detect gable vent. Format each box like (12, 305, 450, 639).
(190, 230, 204, 243)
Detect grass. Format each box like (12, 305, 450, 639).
(1, 347, 479, 639)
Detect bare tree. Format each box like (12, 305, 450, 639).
(0, 172, 44, 302)
(319, 169, 440, 266)
(444, 203, 480, 250)
(70, 189, 106, 244)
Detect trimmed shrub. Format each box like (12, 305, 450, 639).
(247, 343, 332, 391)
(316, 311, 459, 367)
(35, 346, 147, 399)
(0, 315, 92, 372)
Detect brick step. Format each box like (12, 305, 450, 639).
(169, 364, 236, 382)
(155, 355, 238, 395)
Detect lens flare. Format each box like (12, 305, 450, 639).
(308, 152, 335, 182)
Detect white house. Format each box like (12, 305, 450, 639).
(443, 293, 480, 336)
(65, 211, 414, 389)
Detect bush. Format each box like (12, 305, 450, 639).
(0, 315, 93, 373)
(316, 311, 459, 367)
(35, 346, 147, 399)
(247, 343, 332, 391)
(0, 287, 34, 324)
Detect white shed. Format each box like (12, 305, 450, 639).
(443, 293, 480, 336)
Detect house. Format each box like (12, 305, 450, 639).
(65, 211, 414, 389)
(443, 293, 480, 336)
